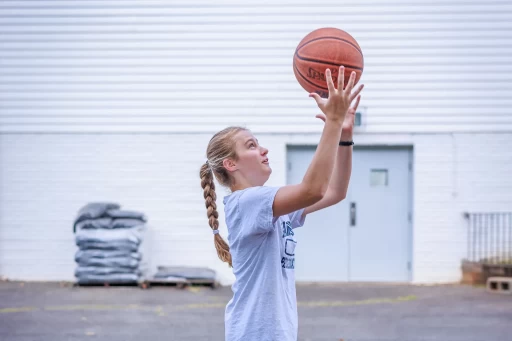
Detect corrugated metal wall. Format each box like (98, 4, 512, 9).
(1, 0, 511, 133)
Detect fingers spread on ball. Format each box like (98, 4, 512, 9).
(350, 83, 364, 102)
(325, 68, 336, 94)
(338, 66, 345, 90)
(345, 71, 356, 92)
(309, 92, 323, 107)
(315, 113, 327, 122)
(352, 95, 361, 111)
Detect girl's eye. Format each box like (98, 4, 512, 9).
(249, 143, 256, 148)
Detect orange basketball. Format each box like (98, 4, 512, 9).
(293, 27, 364, 98)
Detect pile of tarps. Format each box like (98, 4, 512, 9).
(73, 203, 148, 284)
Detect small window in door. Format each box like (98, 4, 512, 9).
(370, 169, 388, 187)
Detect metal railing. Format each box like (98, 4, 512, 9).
(464, 212, 512, 265)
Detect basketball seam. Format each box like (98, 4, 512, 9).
(296, 36, 363, 56)
(293, 59, 328, 91)
(295, 52, 364, 71)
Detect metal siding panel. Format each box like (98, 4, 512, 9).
(0, 1, 511, 132)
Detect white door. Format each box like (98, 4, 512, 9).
(287, 146, 412, 282)
(287, 146, 350, 281)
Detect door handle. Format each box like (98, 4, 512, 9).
(350, 202, 356, 227)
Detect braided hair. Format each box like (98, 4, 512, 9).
(199, 126, 246, 267)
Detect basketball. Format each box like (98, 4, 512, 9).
(293, 27, 364, 98)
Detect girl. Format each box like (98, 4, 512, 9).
(199, 66, 363, 341)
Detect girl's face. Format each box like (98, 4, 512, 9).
(229, 130, 271, 187)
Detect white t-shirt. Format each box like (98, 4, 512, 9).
(223, 186, 306, 341)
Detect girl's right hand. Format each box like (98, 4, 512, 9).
(309, 66, 364, 124)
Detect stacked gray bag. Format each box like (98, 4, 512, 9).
(73, 203, 147, 284)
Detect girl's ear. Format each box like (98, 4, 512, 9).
(223, 158, 237, 172)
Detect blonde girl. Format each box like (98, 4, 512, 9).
(200, 67, 363, 341)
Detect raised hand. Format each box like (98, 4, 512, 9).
(309, 66, 364, 124)
(316, 93, 362, 137)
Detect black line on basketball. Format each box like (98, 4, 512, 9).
(293, 59, 328, 91)
(295, 52, 364, 71)
(296, 36, 363, 56)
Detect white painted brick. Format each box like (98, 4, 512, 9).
(412, 133, 512, 283)
(2, 132, 512, 284)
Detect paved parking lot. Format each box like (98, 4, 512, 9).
(0, 280, 510, 341)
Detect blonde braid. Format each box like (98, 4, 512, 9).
(200, 162, 232, 267)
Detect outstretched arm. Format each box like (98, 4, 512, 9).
(272, 67, 363, 218)
(304, 95, 360, 216)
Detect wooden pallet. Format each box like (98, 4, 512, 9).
(73, 281, 148, 289)
(461, 261, 512, 285)
(73, 279, 218, 290)
(484, 263, 512, 277)
(143, 276, 218, 289)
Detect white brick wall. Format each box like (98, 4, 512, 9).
(0, 133, 230, 283)
(0, 132, 288, 284)
(413, 134, 461, 282)
(1, 132, 511, 284)
(413, 133, 512, 282)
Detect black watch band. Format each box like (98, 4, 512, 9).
(339, 140, 354, 146)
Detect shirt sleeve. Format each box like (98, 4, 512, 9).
(237, 186, 280, 234)
(288, 208, 306, 229)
